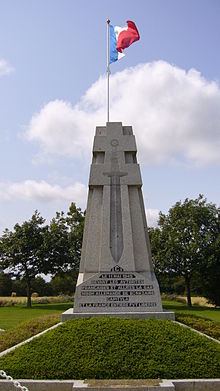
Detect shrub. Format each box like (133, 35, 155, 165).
(0, 295, 74, 306)
(0, 299, 17, 307)
(162, 294, 186, 304)
(32, 295, 74, 304)
(0, 318, 219, 380)
(176, 313, 220, 341)
(0, 314, 60, 353)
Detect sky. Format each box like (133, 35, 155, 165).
(0, 0, 220, 232)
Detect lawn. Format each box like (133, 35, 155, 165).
(162, 300, 220, 322)
(0, 298, 219, 366)
(0, 299, 219, 331)
(0, 302, 72, 330)
(0, 314, 61, 353)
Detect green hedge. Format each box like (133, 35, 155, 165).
(0, 318, 219, 379)
(176, 313, 220, 341)
(0, 314, 60, 352)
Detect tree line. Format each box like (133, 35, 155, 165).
(0, 195, 219, 308)
(149, 195, 220, 307)
(0, 203, 85, 307)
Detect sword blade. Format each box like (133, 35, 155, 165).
(110, 175, 123, 262)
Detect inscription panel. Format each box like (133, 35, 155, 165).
(74, 271, 162, 313)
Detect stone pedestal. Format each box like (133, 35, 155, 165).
(62, 123, 174, 321)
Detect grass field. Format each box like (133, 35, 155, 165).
(0, 297, 219, 331)
(177, 296, 214, 307)
(162, 300, 220, 322)
(0, 297, 219, 376)
(0, 302, 71, 330)
(0, 295, 73, 305)
(0, 314, 61, 353)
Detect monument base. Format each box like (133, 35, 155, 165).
(62, 308, 175, 321)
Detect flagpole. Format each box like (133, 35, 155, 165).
(107, 19, 110, 123)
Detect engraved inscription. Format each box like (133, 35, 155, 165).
(81, 290, 154, 296)
(82, 285, 153, 290)
(78, 272, 158, 310)
(79, 302, 157, 308)
(111, 265, 124, 272)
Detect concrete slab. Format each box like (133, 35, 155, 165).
(1, 379, 220, 391)
(62, 308, 175, 321)
(173, 379, 220, 391)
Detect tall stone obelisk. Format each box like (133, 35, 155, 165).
(62, 123, 174, 320)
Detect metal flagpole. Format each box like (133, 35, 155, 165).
(107, 19, 110, 123)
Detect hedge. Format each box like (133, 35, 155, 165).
(176, 313, 220, 341)
(0, 314, 60, 352)
(0, 318, 219, 379)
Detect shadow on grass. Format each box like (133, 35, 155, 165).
(163, 302, 220, 313)
(23, 303, 73, 311)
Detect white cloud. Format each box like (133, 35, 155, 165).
(146, 208, 159, 227)
(25, 61, 220, 166)
(0, 180, 87, 206)
(26, 100, 92, 159)
(0, 181, 159, 228)
(0, 58, 14, 76)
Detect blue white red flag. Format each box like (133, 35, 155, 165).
(109, 20, 140, 64)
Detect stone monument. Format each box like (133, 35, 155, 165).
(62, 122, 174, 320)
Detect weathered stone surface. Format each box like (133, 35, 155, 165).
(62, 308, 175, 320)
(1, 379, 220, 390)
(63, 122, 174, 320)
(73, 270, 163, 313)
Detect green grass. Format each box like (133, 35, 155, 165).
(162, 300, 220, 322)
(0, 318, 219, 380)
(0, 302, 71, 330)
(175, 313, 220, 341)
(1, 299, 219, 331)
(0, 314, 61, 352)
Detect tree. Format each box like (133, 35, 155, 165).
(150, 195, 220, 307)
(66, 202, 85, 270)
(31, 276, 53, 297)
(200, 232, 220, 306)
(0, 272, 12, 296)
(46, 211, 71, 273)
(0, 203, 85, 305)
(49, 270, 78, 296)
(47, 202, 85, 274)
(11, 278, 26, 296)
(0, 211, 48, 307)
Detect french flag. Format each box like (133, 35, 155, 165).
(110, 21, 140, 64)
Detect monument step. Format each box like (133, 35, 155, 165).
(2, 379, 220, 390)
(0, 379, 175, 390)
(62, 308, 175, 321)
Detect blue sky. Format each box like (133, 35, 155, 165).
(0, 0, 220, 232)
